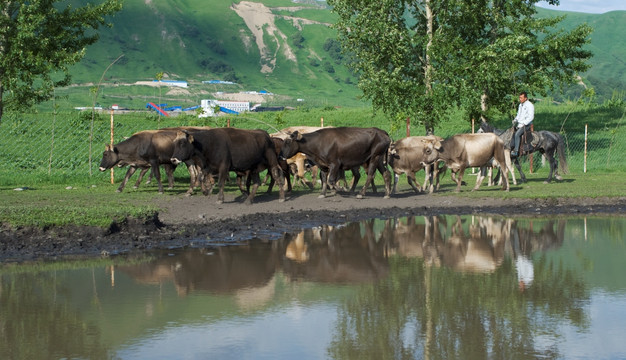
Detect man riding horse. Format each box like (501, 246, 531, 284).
(511, 91, 534, 157)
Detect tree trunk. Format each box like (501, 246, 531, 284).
(424, 0, 434, 135)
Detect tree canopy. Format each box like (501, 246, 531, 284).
(0, 0, 123, 123)
(328, 0, 593, 134)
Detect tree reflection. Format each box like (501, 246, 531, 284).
(0, 272, 109, 359)
(326, 216, 589, 360)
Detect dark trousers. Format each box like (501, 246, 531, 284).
(514, 123, 532, 152)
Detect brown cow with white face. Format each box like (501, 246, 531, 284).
(421, 133, 509, 192)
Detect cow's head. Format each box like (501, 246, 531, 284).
(99, 143, 119, 171)
(421, 136, 443, 163)
(170, 130, 195, 165)
(280, 131, 302, 160)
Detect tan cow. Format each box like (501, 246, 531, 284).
(421, 133, 509, 192)
(388, 135, 445, 194)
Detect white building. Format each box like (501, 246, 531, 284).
(199, 99, 250, 117)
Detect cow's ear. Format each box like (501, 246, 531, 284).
(434, 140, 442, 151)
(290, 131, 300, 140)
(104, 144, 112, 152)
(187, 134, 195, 144)
(295, 132, 303, 141)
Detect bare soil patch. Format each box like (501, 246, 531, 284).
(1, 189, 625, 263)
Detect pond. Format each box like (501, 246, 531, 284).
(1, 215, 625, 359)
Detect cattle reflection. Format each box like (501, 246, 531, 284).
(119, 243, 279, 310)
(119, 216, 566, 301)
(281, 221, 390, 284)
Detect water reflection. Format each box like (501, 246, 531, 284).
(2, 216, 625, 359)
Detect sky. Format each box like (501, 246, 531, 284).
(536, 0, 626, 14)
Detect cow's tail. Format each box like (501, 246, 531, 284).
(556, 133, 569, 174)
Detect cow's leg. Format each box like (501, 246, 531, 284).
(503, 149, 517, 185)
(244, 171, 261, 205)
(408, 171, 422, 193)
(473, 167, 487, 191)
(133, 167, 149, 189)
(424, 165, 434, 193)
(148, 162, 164, 193)
(392, 172, 401, 194)
(357, 162, 376, 199)
(319, 169, 329, 198)
(163, 163, 176, 189)
(271, 165, 286, 202)
(451, 169, 463, 192)
(493, 153, 510, 191)
(215, 167, 229, 204)
(380, 160, 392, 198)
(349, 167, 360, 193)
(327, 166, 340, 197)
(185, 161, 200, 195)
(117, 166, 138, 192)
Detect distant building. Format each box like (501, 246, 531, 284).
(199, 99, 250, 117)
(154, 80, 188, 88)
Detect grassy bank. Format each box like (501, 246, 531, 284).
(1, 169, 624, 228)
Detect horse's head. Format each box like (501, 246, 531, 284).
(479, 120, 494, 133)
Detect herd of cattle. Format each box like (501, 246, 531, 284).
(98, 125, 515, 204)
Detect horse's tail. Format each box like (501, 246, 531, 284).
(556, 133, 568, 174)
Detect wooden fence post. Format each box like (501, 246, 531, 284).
(583, 124, 587, 173)
(406, 117, 410, 137)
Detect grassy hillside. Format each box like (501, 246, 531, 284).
(535, 8, 626, 101)
(65, 0, 362, 109)
(57, 2, 626, 112)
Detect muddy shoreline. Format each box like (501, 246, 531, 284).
(1, 193, 625, 263)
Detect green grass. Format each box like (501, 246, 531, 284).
(0, 184, 158, 228)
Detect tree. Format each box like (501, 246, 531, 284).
(0, 0, 123, 123)
(328, 0, 592, 134)
(435, 0, 593, 121)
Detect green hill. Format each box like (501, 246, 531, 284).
(61, 1, 625, 110)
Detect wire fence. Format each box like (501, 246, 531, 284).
(0, 109, 624, 185)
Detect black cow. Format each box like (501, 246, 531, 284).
(170, 128, 285, 205)
(280, 127, 392, 199)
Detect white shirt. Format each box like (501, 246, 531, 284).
(514, 100, 534, 128)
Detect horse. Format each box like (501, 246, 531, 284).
(479, 120, 568, 184)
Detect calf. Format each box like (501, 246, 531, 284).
(170, 128, 285, 204)
(280, 127, 392, 199)
(421, 133, 509, 192)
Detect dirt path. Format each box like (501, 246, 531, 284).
(2, 189, 625, 263)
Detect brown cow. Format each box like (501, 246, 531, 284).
(388, 135, 445, 194)
(280, 127, 392, 198)
(99, 128, 203, 193)
(421, 133, 509, 192)
(271, 126, 329, 189)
